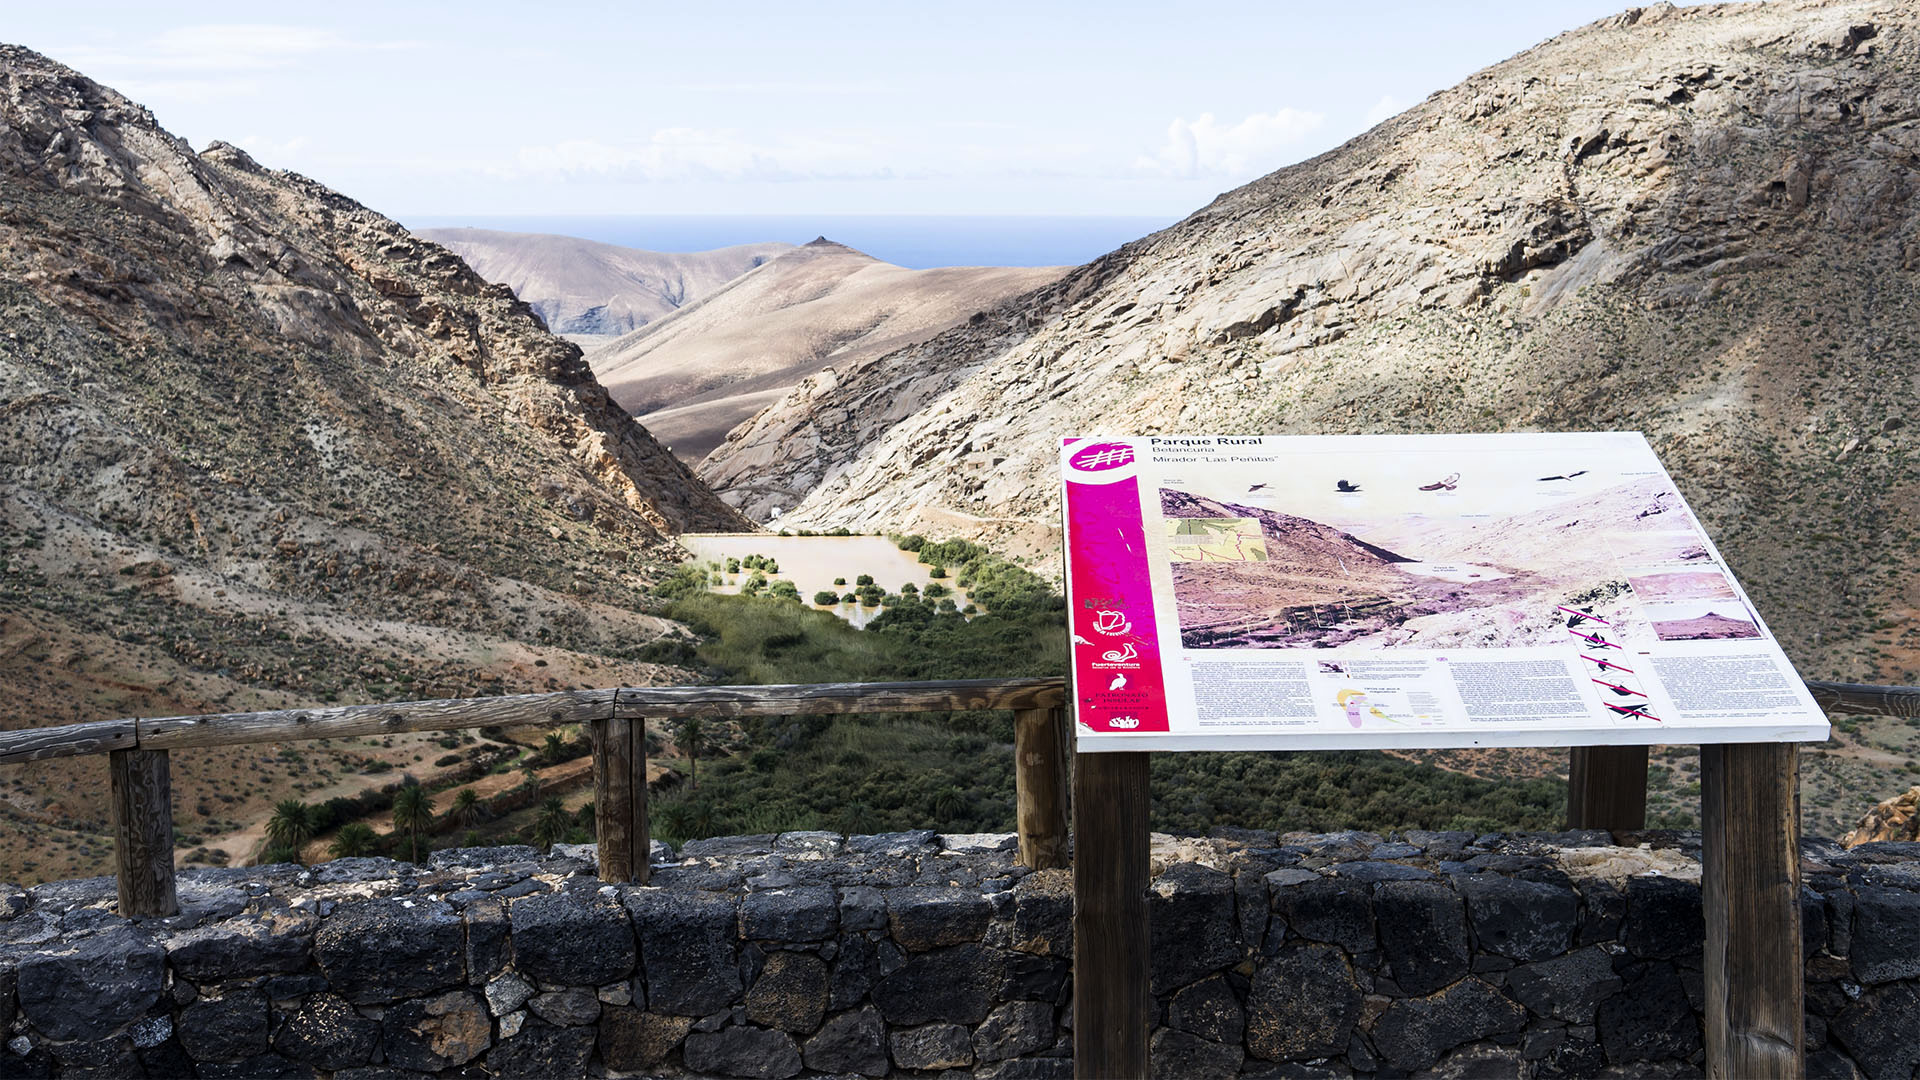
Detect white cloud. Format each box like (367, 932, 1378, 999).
(1364, 95, 1408, 126)
(1135, 107, 1324, 179)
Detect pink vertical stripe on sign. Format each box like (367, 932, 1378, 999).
(1064, 442, 1169, 734)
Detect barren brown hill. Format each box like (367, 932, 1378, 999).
(591, 238, 1066, 464)
(416, 227, 791, 341)
(0, 45, 745, 881)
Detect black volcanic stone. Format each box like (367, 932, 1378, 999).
(1245, 942, 1361, 1061)
(838, 886, 887, 931)
(163, 909, 315, 982)
(510, 889, 635, 986)
(745, 950, 829, 1033)
(488, 1021, 595, 1079)
(886, 886, 991, 950)
(972, 1000, 1055, 1062)
(1235, 866, 1273, 954)
(1595, 961, 1701, 1063)
(830, 933, 881, 1009)
(890, 1022, 974, 1069)
(1831, 979, 1920, 1080)
(1169, 973, 1245, 1045)
(742, 885, 839, 941)
(1504, 945, 1621, 1023)
(871, 942, 1001, 1025)
(1849, 886, 1920, 983)
(1375, 880, 1471, 995)
(194, 1052, 314, 1079)
(14, 923, 165, 1040)
(1149, 863, 1240, 994)
(1150, 1028, 1242, 1079)
(1576, 877, 1627, 945)
(272, 993, 378, 1070)
(1326, 861, 1434, 882)
(684, 1025, 803, 1079)
(177, 990, 268, 1063)
(1453, 873, 1577, 961)
(1623, 875, 1703, 959)
(803, 1006, 889, 1076)
(313, 898, 464, 1004)
(1370, 977, 1528, 1072)
(1001, 950, 1070, 1003)
(1011, 872, 1073, 956)
(380, 989, 491, 1072)
(625, 888, 742, 1015)
(1271, 875, 1374, 954)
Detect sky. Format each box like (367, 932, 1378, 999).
(11, 1, 1649, 220)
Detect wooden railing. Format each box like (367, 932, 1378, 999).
(0, 677, 1069, 918)
(0, 674, 1895, 920)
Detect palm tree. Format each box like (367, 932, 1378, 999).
(542, 731, 568, 765)
(533, 797, 570, 852)
(575, 802, 595, 835)
(450, 788, 484, 828)
(518, 759, 541, 792)
(329, 822, 378, 859)
(390, 784, 435, 864)
(265, 799, 314, 863)
(676, 718, 706, 789)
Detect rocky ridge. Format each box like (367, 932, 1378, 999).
(0, 44, 744, 882)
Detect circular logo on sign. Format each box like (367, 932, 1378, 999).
(1068, 442, 1135, 472)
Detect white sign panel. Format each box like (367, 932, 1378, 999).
(1061, 433, 1830, 752)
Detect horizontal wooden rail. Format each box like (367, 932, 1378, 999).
(614, 677, 1066, 717)
(1804, 680, 1920, 718)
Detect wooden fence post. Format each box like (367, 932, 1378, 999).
(109, 748, 177, 917)
(590, 715, 650, 883)
(1014, 707, 1070, 869)
(1073, 750, 1151, 1079)
(1701, 743, 1803, 1079)
(1567, 746, 1649, 831)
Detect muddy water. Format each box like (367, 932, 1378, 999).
(678, 534, 974, 628)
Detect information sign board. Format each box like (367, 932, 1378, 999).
(1061, 433, 1830, 751)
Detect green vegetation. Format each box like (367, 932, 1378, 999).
(390, 783, 435, 864)
(644, 533, 1578, 844)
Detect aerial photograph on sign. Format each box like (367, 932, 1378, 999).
(1162, 474, 1695, 652)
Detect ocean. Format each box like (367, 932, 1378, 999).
(399, 214, 1177, 270)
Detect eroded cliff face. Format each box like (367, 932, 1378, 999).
(0, 45, 743, 883)
(705, 0, 1920, 682)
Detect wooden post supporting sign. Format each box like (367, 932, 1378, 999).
(1567, 745, 1649, 831)
(590, 714, 650, 883)
(1701, 743, 1803, 1079)
(109, 748, 177, 918)
(1072, 750, 1151, 1079)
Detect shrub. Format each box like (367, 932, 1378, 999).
(855, 574, 874, 586)
(813, 590, 841, 606)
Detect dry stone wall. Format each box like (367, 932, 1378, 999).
(0, 828, 1913, 1078)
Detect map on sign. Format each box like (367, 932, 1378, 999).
(1060, 432, 1831, 752)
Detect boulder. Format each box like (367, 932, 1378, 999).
(1010, 871, 1073, 956)
(742, 886, 839, 941)
(509, 890, 635, 986)
(1150, 1028, 1243, 1079)
(313, 898, 465, 1004)
(803, 1005, 889, 1076)
(176, 990, 268, 1063)
(1595, 961, 1702, 1063)
(598, 1007, 693, 1071)
(683, 1025, 803, 1079)
(14, 923, 165, 1040)
(527, 987, 601, 1027)
(1246, 942, 1362, 1061)
(271, 993, 378, 1070)
(973, 999, 1055, 1062)
(890, 1022, 973, 1070)
(1623, 875, 1703, 959)
(872, 942, 1001, 1025)
(1504, 945, 1622, 1023)
(745, 950, 829, 1032)
(163, 908, 315, 982)
(886, 886, 991, 951)
(1271, 875, 1375, 954)
(1830, 979, 1920, 1080)
(1370, 977, 1528, 1072)
(487, 1021, 595, 1079)
(1849, 885, 1920, 983)
(1149, 863, 1240, 993)
(1169, 973, 1245, 1045)
(1375, 880, 1471, 995)
(625, 888, 742, 1015)
(380, 989, 490, 1071)
(1453, 873, 1577, 960)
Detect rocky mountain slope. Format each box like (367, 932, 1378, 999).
(708, 0, 1920, 687)
(415, 227, 790, 341)
(0, 45, 745, 881)
(591, 239, 1065, 463)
